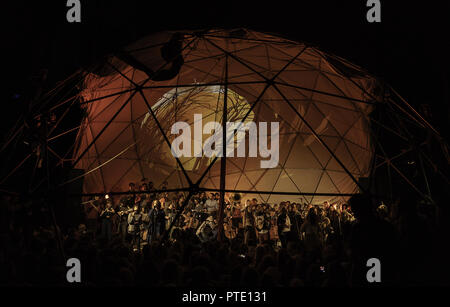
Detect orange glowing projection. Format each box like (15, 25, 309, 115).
(73, 29, 381, 204)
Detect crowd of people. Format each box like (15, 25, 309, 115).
(84, 181, 358, 253)
(0, 179, 447, 287)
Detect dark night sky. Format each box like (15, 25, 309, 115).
(3, 1, 449, 138)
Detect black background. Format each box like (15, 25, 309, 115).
(3, 0, 449, 139)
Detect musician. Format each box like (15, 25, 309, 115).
(322, 201, 331, 215)
(176, 194, 185, 209)
(193, 197, 205, 212)
(289, 203, 303, 241)
(118, 182, 135, 212)
(205, 193, 218, 218)
(231, 194, 243, 230)
(277, 203, 291, 248)
(341, 204, 355, 223)
(340, 204, 355, 239)
(198, 192, 207, 205)
(285, 203, 298, 242)
(189, 198, 203, 229)
(223, 202, 235, 240)
(140, 203, 151, 244)
(329, 203, 342, 235)
(128, 204, 142, 251)
(269, 205, 280, 243)
(165, 201, 177, 229)
(224, 202, 232, 218)
(319, 207, 332, 244)
(100, 199, 115, 242)
(182, 210, 195, 231)
(117, 200, 133, 242)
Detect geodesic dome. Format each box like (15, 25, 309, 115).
(72, 29, 384, 204)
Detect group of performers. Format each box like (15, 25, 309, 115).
(82, 181, 356, 252)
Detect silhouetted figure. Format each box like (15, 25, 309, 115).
(348, 194, 396, 286)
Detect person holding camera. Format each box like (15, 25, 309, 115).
(196, 216, 217, 243)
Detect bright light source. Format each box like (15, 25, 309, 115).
(105, 194, 109, 199)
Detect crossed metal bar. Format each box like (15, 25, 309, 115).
(3, 32, 445, 246)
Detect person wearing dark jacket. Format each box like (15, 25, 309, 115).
(148, 201, 166, 242)
(100, 200, 115, 242)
